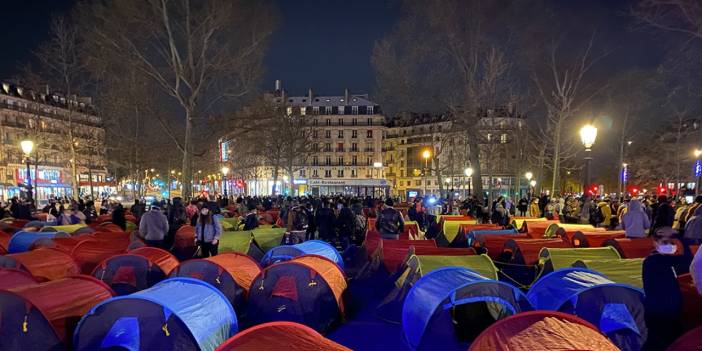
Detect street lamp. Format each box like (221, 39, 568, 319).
(373, 162, 383, 197)
(20, 139, 34, 205)
(464, 167, 473, 197)
(580, 124, 598, 195)
(530, 179, 537, 197)
(422, 149, 432, 196)
(221, 166, 230, 197)
(525, 171, 533, 198)
(694, 149, 702, 196)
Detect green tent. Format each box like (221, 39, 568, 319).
(249, 227, 286, 251)
(538, 246, 621, 275)
(41, 224, 86, 234)
(415, 254, 498, 279)
(218, 217, 240, 231)
(572, 258, 644, 288)
(218, 231, 265, 260)
(442, 220, 477, 243)
(219, 227, 285, 254)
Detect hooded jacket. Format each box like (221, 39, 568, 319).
(684, 206, 702, 240)
(622, 200, 651, 238)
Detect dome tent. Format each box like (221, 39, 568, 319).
(170, 252, 261, 312)
(129, 246, 179, 275)
(7, 231, 70, 253)
(0, 268, 38, 289)
(215, 321, 350, 351)
(261, 240, 344, 268)
(469, 311, 619, 351)
(402, 267, 532, 351)
(0, 248, 80, 281)
(248, 255, 347, 334)
(526, 268, 646, 351)
(92, 254, 169, 296)
(0, 276, 114, 350)
(74, 277, 237, 351)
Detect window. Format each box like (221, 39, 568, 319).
(300, 107, 306, 115)
(313, 106, 320, 115)
(415, 180, 421, 186)
(352, 118, 357, 126)
(351, 143, 358, 152)
(326, 118, 331, 126)
(325, 130, 331, 138)
(338, 130, 344, 138)
(299, 169, 306, 177)
(352, 156, 357, 165)
(399, 181, 403, 186)
(337, 142, 344, 152)
(312, 143, 319, 152)
(338, 118, 343, 126)
(313, 118, 318, 126)
(286, 107, 293, 116)
(338, 106, 345, 115)
(324, 143, 331, 152)
(367, 118, 372, 126)
(312, 156, 319, 166)
(324, 106, 332, 114)
(337, 170, 344, 177)
(351, 169, 357, 178)
(366, 157, 371, 166)
(352, 130, 358, 138)
(338, 156, 344, 165)
(313, 130, 318, 138)
(324, 170, 332, 178)
(500, 133, 508, 144)
(313, 169, 319, 177)
(366, 130, 373, 138)
(367, 106, 374, 114)
(352, 106, 359, 115)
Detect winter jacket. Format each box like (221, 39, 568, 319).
(684, 206, 702, 240)
(653, 202, 675, 232)
(622, 200, 651, 238)
(376, 206, 404, 239)
(195, 219, 222, 243)
(336, 207, 357, 238)
(598, 202, 612, 227)
(315, 207, 336, 240)
(139, 209, 169, 241)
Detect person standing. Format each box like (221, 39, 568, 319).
(528, 198, 540, 218)
(622, 200, 651, 238)
(111, 203, 127, 231)
(336, 201, 356, 249)
(315, 201, 337, 242)
(195, 207, 222, 258)
(652, 195, 675, 233)
(376, 198, 404, 240)
(138, 204, 169, 248)
(517, 197, 528, 217)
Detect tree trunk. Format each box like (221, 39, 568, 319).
(551, 118, 562, 195)
(468, 139, 484, 198)
(271, 164, 279, 196)
(181, 109, 194, 199)
(70, 142, 79, 199)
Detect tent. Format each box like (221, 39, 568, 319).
(250, 228, 288, 251)
(677, 273, 702, 331)
(604, 237, 660, 258)
(667, 325, 702, 351)
(248, 255, 347, 334)
(71, 238, 129, 274)
(466, 229, 518, 247)
(402, 267, 532, 350)
(521, 220, 559, 238)
(0, 276, 114, 350)
(0, 248, 80, 281)
(129, 247, 179, 275)
(74, 226, 96, 236)
(377, 254, 499, 324)
(219, 231, 266, 260)
(502, 238, 571, 265)
(170, 252, 261, 312)
(471, 233, 528, 260)
(261, 240, 344, 268)
(543, 223, 601, 239)
(173, 225, 197, 260)
(526, 268, 646, 350)
(215, 321, 351, 351)
(380, 239, 438, 274)
(449, 224, 500, 247)
(40, 224, 86, 234)
(441, 219, 477, 245)
(510, 218, 547, 232)
(7, 231, 70, 253)
(0, 268, 38, 290)
(572, 258, 644, 288)
(538, 246, 621, 273)
(92, 253, 171, 296)
(469, 311, 620, 351)
(74, 278, 237, 351)
(0, 230, 12, 254)
(568, 230, 625, 247)
(30, 234, 96, 252)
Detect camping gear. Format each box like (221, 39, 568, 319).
(380, 239, 437, 274)
(0, 248, 80, 281)
(449, 224, 500, 247)
(29, 234, 96, 252)
(0, 268, 38, 290)
(91, 249, 177, 296)
(129, 247, 179, 275)
(677, 273, 702, 331)
(543, 223, 601, 238)
(70, 238, 129, 274)
(469, 310, 619, 351)
(568, 230, 625, 247)
(573, 258, 644, 288)
(471, 233, 528, 260)
(402, 266, 532, 350)
(7, 231, 70, 253)
(0, 230, 11, 254)
(538, 246, 621, 273)
(527, 268, 646, 351)
(520, 220, 559, 238)
(215, 321, 350, 351)
(170, 252, 261, 312)
(74, 277, 236, 351)
(0, 276, 114, 350)
(261, 240, 344, 268)
(248, 255, 347, 334)
(218, 231, 266, 260)
(501, 238, 571, 265)
(40, 224, 86, 234)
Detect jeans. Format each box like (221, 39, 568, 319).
(145, 239, 163, 248)
(200, 241, 218, 258)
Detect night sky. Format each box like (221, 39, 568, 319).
(0, 0, 666, 96)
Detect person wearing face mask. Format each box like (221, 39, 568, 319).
(196, 207, 222, 258)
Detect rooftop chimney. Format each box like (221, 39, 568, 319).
(344, 88, 349, 105)
(275, 79, 281, 92)
(308, 88, 313, 105)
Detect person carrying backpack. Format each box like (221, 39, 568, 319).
(376, 198, 404, 240)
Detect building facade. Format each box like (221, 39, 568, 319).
(384, 106, 528, 200)
(0, 82, 109, 202)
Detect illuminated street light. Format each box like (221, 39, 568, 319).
(464, 167, 474, 197)
(530, 180, 537, 187)
(20, 139, 35, 204)
(580, 124, 598, 194)
(422, 149, 432, 196)
(525, 171, 533, 181)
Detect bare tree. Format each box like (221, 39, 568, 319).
(80, 0, 277, 198)
(633, 0, 702, 40)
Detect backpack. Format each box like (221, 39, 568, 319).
(291, 207, 308, 230)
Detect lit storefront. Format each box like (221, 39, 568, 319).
(14, 166, 72, 201)
(308, 179, 388, 197)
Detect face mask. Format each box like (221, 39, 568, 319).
(200, 208, 209, 215)
(656, 244, 677, 255)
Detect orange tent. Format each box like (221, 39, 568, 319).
(128, 247, 179, 275)
(0, 230, 11, 254)
(524, 220, 559, 238)
(215, 321, 350, 351)
(603, 238, 683, 258)
(569, 230, 626, 247)
(469, 311, 619, 351)
(174, 225, 197, 259)
(472, 234, 528, 260)
(0, 248, 80, 281)
(70, 239, 128, 274)
(0, 268, 38, 290)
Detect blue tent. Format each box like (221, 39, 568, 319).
(73, 277, 237, 351)
(526, 268, 646, 351)
(7, 231, 69, 253)
(402, 266, 532, 351)
(466, 229, 518, 247)
(261, 240, 344, 268)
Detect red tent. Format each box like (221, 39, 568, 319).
(0, 230, 11, 254)
(523, 220, 559, 238)
(380, 238, 437, 273)
(174, 225, 197, 259)
(30, 235, 96, 253)
(70, 239, 128, 274)
(502, 238, 571, 265)
(129, 246, 179, 275)
(667, 325, 702, 351)
(0, 275, 114, 350)
(216, 321, 350, 351)
(569, 230, 625, 247)
(469, 311, 619, 351)
(472, 234, 528, 260)
(0, 248, 80, 281)
(0, 268, 38, 289)
(604, 238, 684, 258)
(678, 273, 702, 331)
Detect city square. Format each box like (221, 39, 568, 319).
(0, 0, 701, 350)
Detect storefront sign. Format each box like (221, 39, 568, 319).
(309, 179, 388, 187)
(15, 168, 63, 184)
(293, 179, 307, 185)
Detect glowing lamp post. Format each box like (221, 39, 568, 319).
(580, 124, 598, 195)
(422, 149, 432, 196)
(20, 139, 35, 204)
(221, 166, 230, 197)
(525, 171, 533, 198)
(464, 167, 474, 197)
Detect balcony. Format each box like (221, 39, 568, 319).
(363, 148, 375, 152)
(336, 148, 345, 152)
